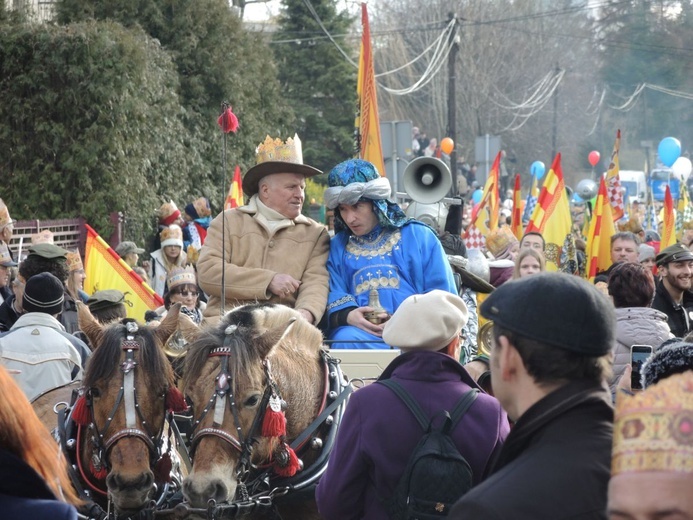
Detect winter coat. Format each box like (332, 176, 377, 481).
(652, 279, 693, 338)
(316, 351, 509, 520)
(149, 248, 188, 297)
(450, 380, 613, 520)
(610, 306, 672, 392)
(197, 196, 329, 326)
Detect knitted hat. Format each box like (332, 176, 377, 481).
(87, 289, 125, 313)
(185, 197, 212, 220)
(243, 135, 322, 197)
(0, 243, 17, 267)
(641, 341, 693, 389)
(382, 290, 469, 351)
(480, 272, 616, 356)
(167, 266, 197, 291)
(157, 200, 181, 226)
(0, 199, 15, 229)
(22, 272, 65, 315)
(160, 225, 184, 248)
(656, 244, 693, 267)
(66, 250, 83, 272)
(31, 229, 54, 245)
(638, 243, 656, 263)
(115, 241, 144, 257)
(612, 371, 693, 476)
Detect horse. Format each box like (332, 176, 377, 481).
(182, 303, 351, 519)
(34, 303, 190, 516)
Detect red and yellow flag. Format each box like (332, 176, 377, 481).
(356, 2, 385, 176)
(511, 173, 523, 240)
(606, 129, 624, 221)
(84, 225, 163, 321)
(586, 177, 616, 281)
(225, 165, 244, 209)
(526, 153, 573, 271)
(661, 185, 676, 248)
(464, 153, 501, 249)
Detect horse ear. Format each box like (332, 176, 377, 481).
(154, 303, 181, 346)
(255, 317, 297, 360)
(77, 302, 104, 351)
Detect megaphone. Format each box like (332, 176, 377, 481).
(402, 157, 453, 204)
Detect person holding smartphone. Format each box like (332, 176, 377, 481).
(607, 263, 672, 395)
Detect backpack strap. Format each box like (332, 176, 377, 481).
(449, 389, 479, 427)
(377, 379, 429, 431)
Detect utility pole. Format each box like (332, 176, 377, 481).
(551, 63, 559, 159)
(447, 12, 460, 196)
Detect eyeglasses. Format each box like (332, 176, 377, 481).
(174, 290, 199, 297)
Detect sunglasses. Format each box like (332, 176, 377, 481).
(174, 290, 199, 297)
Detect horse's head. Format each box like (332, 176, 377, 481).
(182, 303, 324, 508)
(76, 303, 183, 513)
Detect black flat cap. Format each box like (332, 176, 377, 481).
(28, 243, 68, 260)
(480, 272, 615, 356)
(655, 244, 693, 267)
(87, 289, 125, 312)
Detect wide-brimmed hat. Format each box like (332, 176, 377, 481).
(242, 134, 322, 197)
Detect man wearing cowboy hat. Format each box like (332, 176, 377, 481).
(197, 135, 329, 326)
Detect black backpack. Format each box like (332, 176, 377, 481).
(378, 379, 478, 519)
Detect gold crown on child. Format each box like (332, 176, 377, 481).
(255, 134, 303, 165)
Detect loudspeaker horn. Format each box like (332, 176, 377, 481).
(402, 157, 453, 204)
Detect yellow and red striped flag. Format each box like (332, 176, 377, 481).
(526, 153, 573, 271)
(356, 2, 385, 176)
(586, 177, 616, 281)
(511, 173, 523, 240)
(661, 185, 677, 248)
(225, 165, 244, 209)
(84, 225, 163, 321)
(606, 129, 624, 221)
(464, 152, 501, 249)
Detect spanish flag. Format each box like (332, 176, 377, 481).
(84, 225, 163, 321)
(356, 2, 385, 176)
(661, 185, 677, 248)
(464, 153, 501, 249)
(586, 177, 616, 281)
(511, 173, 523, 240)
(225, 165, 244, 209)
(526, 153, 573, 271)
(606, 129, 624, 221)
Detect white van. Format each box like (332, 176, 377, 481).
(618, 170, 647, 204)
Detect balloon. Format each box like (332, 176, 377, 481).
(588, 151, 600, 167)
(530, 161, 545, 179)
(440, 137, 454, 155)
(659, 137, 682, 168)
(472, 189, 483, 204)
(672, 156, 693, 181)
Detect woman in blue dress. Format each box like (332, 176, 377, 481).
(324, 159, 457, 349)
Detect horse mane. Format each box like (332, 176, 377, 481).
(83, 319, 174, 390)
(184, 304, 324, 393)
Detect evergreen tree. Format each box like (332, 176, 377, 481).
(273, 0, 357, 173)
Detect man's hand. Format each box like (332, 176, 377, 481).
(346, 306, 389, 336)
(269, 273, 301, 298)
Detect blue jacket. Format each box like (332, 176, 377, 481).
(316, 351, 509, 520)
(0, 449, 77, 520)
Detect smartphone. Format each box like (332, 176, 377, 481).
(630, 345, 654, 390)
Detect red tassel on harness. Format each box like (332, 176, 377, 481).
(262, 395, 286, 438)
(90, 461, 108, 481)
(72, 395, 90, 426)
(166, 387, 189, 413)
(273, 444, 300, 478)
(154, 453, 173, 483)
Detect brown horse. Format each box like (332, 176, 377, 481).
(182, 303, 350, 519)
(59, 303, 187, 515)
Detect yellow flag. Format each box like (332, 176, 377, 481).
(586, 177, 616, 281)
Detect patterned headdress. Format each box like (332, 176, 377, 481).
(485, 227, 518, 259)
(612, 371, 693, 476)
(31, 229, 54, 245)
(185, 197, 212, 220)
(66, 250, 84, 272)
(326, 159, 407, 234)
(167, 266, 197, 290)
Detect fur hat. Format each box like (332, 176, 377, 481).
(382, 290, 469, 351)
(480, 272, 615, 356)
(641, 341, 693, 389)
(160, 225, 184, 248)
(22, 272, 65, 315)
(158, 200, 181, 226)
(0, 199, 15, 229)
(243, 134, 321, 197)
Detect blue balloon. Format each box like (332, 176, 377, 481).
(472, 189, 483, 204)
(530, 160, 546, 179)
(658, 137, 681, 168)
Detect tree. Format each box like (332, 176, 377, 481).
(272, 0, 357, 174)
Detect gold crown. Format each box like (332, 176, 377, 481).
(192, 197, 211, 218)
(612, 372, 693, 476)
(255, 134, 303, 165)
(160, 224, 183, 243)
(167, 266, 197, 290)
(66, 250, 84, 272)
(0, 199, 14, 228)
(485, 227, 518, 257)
(158, 200, 180, 221)
(31, 229, 54, 245)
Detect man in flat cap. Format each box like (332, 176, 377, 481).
(317, 290, 508, 519)
(652, 243, 693, 338)
(197, 135, 329, 326)
(115, 241, 145, 269)
(450, 272, 615, 519)
(87, 290, 127, 325)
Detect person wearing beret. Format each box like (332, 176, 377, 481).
(323, 159, 457, 349)
(316, 290, 509, 519)
(450, 273, 615, 519)
(651, 243, 693, 338)
(197, 135, 329, 326)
